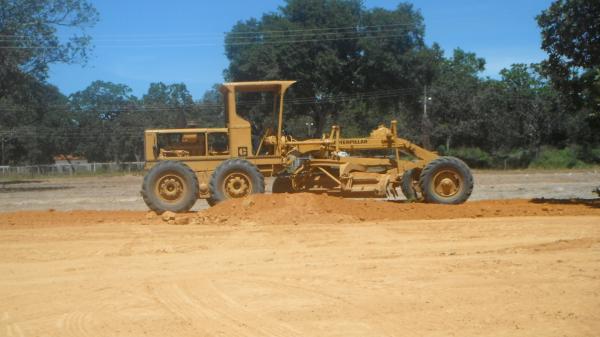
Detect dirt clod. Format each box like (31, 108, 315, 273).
(174, 217, 190, 225)
(162, 211, 176, 221)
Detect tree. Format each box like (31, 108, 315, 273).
(429, 48, 485, 151)
(537, 0, 600, 112)
(195, 84, 225, 128)
(499, 64, 566, 151)
(142, 82, 194, 128)
(69, 81, 138, 162)
(0, 83, 71, 164)
(0, 0, 98, 164)
(224, 0, 438, 139)
(0, 0, 98, 99)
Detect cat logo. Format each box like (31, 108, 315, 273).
(339, 139, 368, 145)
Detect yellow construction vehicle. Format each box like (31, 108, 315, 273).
(141, 81, 473, 213)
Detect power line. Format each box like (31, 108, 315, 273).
(0, 23, 416, 39)
(0, 88, 422, 138)
(0, 87, 420, 112)
(0, 33, 410, 49)
(0, 23, 417, 49)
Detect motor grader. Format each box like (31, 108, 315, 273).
(141, 80, 473, 213)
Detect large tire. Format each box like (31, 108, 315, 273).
(141, 161, 199, 213)
(208, 159, 265, 205)
(400, 168, 421, 201)
(419, 156, 473, 204)
(272, 176, 293, 193)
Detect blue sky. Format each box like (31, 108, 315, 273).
(48, 0, 553, 99)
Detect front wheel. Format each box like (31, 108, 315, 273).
(419, 157, 473, 204)
(208, 159, 265, 205)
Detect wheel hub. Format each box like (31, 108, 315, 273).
(433, 170, 461, 198)
(224, 173, 251, 198)
(157, 176, 184, 201)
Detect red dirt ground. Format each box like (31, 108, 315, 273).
(1, 194, 599, 228)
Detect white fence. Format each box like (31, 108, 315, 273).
(0, 162, 145, 177)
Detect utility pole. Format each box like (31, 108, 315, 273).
(1, 136, 5, 166)
(421, 86, 433, 150)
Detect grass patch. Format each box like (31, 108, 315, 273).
(443, 147, 493, 168)
(529, 147, 588, 169)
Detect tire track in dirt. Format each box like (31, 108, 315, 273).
(481, 237, 600, 255)
(239, 276, 406, 337)
(2, 312, 24, 337)
(519, 237, 600, 252)
(146, 283, 212, 336)
(115, 225, 167, 257)
(56, 311, 95, 337)
(200, 280, 304, 336)
(149, 280, 304, 337)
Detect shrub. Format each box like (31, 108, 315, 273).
(492, 148, 535, 169)
(529, 146, 586, 169)
(444, 147, 493, 168)
(583, 147, 600, 164)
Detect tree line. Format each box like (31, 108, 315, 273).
(0, 0, 598, 168)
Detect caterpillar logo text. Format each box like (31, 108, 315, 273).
(339, 139, 368, 145)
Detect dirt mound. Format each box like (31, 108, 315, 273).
(1, 195, 599, 228)
(195, 193, 600, 225)
(196, 193, 365, 226)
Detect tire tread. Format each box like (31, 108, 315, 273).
(419, 156, 473, 204)
(141, 161, 199, 213)
(208, 159, 265, 205)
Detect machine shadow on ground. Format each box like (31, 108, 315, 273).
(530, 198, 600, 209)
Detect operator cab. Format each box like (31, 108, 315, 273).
(149, 128, 230, 159)
(144, 80, 296, 162)
(220, 81, 296, 157)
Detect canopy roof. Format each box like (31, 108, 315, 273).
(220, 80, 296, 93)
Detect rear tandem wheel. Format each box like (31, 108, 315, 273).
(208, 159, 265, 205)
(141, 161, 199, 213)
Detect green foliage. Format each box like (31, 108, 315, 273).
(529, 146, 586, 169)
(0, 0, 98, 98)
(442, 147, 493, 168)
(496, 149, 536, 169)
(0, 0, 98, 164)
(589, 148, 600, 163)
(429, 48, 486, 149)
(537, 0, 599, 72)
(537, 0, 600, 116)
(1, 0, 599, 168)
(224, 0, 436, 137)
(142, 82, 195, 128)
